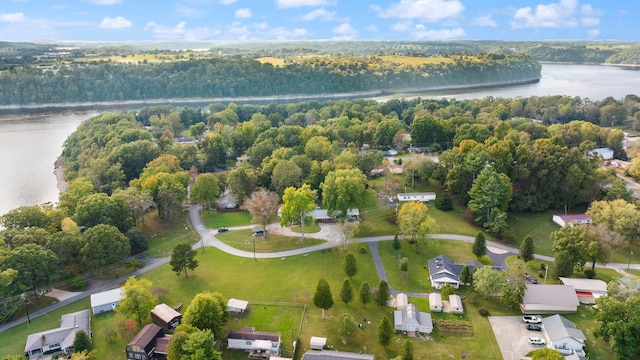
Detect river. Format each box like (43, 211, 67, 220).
(1, 63, 640, 216)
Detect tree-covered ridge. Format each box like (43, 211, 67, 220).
(0, 53, 540, 105)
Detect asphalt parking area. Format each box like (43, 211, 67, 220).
(488, 316, 547, 360)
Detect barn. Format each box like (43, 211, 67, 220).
(521, 285, 579, 314)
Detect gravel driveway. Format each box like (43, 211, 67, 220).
(488, 316, 548, 360)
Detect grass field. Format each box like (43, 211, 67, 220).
(291, 222, 320, 234)
(506, 210, 561, 256)
(216, 229, 325, 252)
(200, 210, 255, 228)
(255, 57, 286, 66)
(379, 55, 456, 65)
(141, 211, 200, 257)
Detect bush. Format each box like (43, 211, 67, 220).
(429, 143, 442, 153)
(477, 307, 489, 316)
(537, 271, 545, 278)
(434, 193, 453, 211)
(125, 259, 145, 270)
(440, 284, 456, 297)
(65, 275, 86, 290)
(103, 329, 117, 344)
(359, 246, 367, 254)
(540, 263, 547, 271)
(584, 269, 596, 279)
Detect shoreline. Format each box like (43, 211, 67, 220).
(54, 156, 68, 194)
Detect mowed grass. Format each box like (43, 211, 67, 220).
(216, 229, 325, 252)
(254, 57, 286, 66)
(507, 210, 562, 256)
(141, 210, 200, 257)
(291, 222, 321, 233)
(379, 55, 455, 65)
(200, 210, 255, 228)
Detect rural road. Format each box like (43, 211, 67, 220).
(2, 204, 639, 333)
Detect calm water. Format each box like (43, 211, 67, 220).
(2, 64, 640, 216)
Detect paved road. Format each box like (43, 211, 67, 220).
(3, 204, 640, 333)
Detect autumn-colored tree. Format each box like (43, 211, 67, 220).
(117, 276, 157, 325)
(242, 189, 280, 233)
(397, 201, 435, 251)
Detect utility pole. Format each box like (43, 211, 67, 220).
(543, 264, 549, 284)
(21, 293, 31, 325)
(628, 251, 634, 271)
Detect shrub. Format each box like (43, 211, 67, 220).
(65, 275, 86, 290)
(440, 284, 456, 297)
(125, 259, 145, 270)
(103, 329, 117, 344)
(584, 269, 596, 279)
(478, 307, 489, 316)
(540, 263, 547, 271)
(537, 271, 545, 278)
(434, 193, 453, 211)
(117, 318, 139, 339)
(359, 246, 367, 254)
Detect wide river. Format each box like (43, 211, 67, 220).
(1, 63, 640, 216)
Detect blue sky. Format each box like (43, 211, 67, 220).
(1, 0, 638, 42)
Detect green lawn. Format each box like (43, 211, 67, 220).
(216, 229, 325, 252)
(141, 210, 200, 257)
(507, 210, 561, 256)
(200, 210, 255, 228)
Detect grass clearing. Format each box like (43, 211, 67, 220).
(379, 55, 455, 65)
(507, 210, 561, 255)
(290, 222, 320, 234)
(200, 210, 255, 228)
(254, 57, 286, 66)
(216, 229, 325, 252)
(140, 210, 200, 257)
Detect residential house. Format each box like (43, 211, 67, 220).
(125, 324, 164, 360)
(150, 303, 182, 332)
(428, 255, 489, 289)
(521, 285, 580, 314)
(227, 326, 281, 358)
(302, 350, 375, 360)
(279, 207, 360, 223)
(226, 298, 249, 314)
(559, 277, 608, 304)
(90, 287, 123, 315)
(449, 295, 464, 314)
(429, 293, 443, 312)
(393, 303, 433, 333)
(591, 147, 614, 160)
(542, 314, 587, 357)
(397, 192, 436, 202)
(25, 310, 91, 359)
(552, 214, 592, 227)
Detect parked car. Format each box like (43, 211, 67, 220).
(225, 203, 237, 209)
(522, 315, 542, 324)
(529, 337, 545, 345)
(217, 227, 229, 233)
(524, 273, 539, 284)
(526, 324, 542, 331)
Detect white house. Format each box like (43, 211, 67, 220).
(559, 277, 608, 304)
(302, 350, 375, 360)
(521, 285, 580, 314)
(429, 293, 443, 312)
(309, 336, 327, 350)
(552, 214, 592, 227)
(591, 147, 614, 160)
(227, 298, 249, 314)
(397, 192, 436, 202)
(428, 255, 486, 289)
(25, 310, 91, 359)
(90, 287, 123, 315)
(542, 314, 586, 356)
(227, 327, 281, 357)
(449, 294, 464, 314)
(393, 303, 433, 333)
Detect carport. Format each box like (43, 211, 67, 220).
(488, 316, 548, 360)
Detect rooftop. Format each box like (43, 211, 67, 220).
(559, 277, 608, 293)
(90, 287, 123, 308)
(523, 285, 580, 306)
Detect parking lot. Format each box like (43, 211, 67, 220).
(488, 316, 548, 360)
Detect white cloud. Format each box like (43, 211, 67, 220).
(472, 14, 497, 27)
(510, 0, 579, 28)
(332, 22, 357, 39)
(586, 29, 599, 38)
(144, 20, 310, 41)
(235, 8, 252, 18)
(276, 0, 332, 9)
(376, 0, 464, 22)
(299, 8, 338, 21)
(219, 0, 237, 4)
(580, 4, 602, 17)
(0, 12, 25, 22)
(411, 25, 465, 40)
(89, 0, 122, 5)
(99, 16, 132, 29)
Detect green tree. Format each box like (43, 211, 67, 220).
(397, 201, 435, 250)
(73, 330, 93, 353)
(401, 339, 414, 360)
(587, 199, 640, 243)
(0, 205, 50, 230)
(343, 252, 357, 278)
(6, 244, 59, 295)
(460, 265, 472, 286)
(321, 168, 372, 220)
(399, 257, 409, 275)
(604, 178, 633, 202)
(198, 134, 227, 171)
(241, 190, 280, 233)
(189, 173, 220, 209)
(378, 316, 393, 347)
(170, 243, 199, 278)
(392, 234, 401, 250)
(359, 282, 371, 308)
(80, 224, 130, 272)
(271, 159, 303, 196)
(531, 348, 564, 360)
(594, 294, 640, 360)
(468, 167, 512, 235)
(125, 227, 149, 256)
(473, 266, 505, 298)
(338, 314, 357, 340)
(183, 292, 229, 340)
(58, 178, 95, 216)
(188, 122, 206, 139)
(440, 283, 456, 298)
(375, 280, 390, 307)
(340, 278, 354, 306)
(74, 193, 133, 233)
(313, 279, 334, 320)
(473, 231, 487, 259)
(501, 258, 527, 308)
(111, 187, 154, 227)
(520, 235, 535, 262)
(553, 251, 575, 278)
(117, 276, 157, 325)
(166, 326, 222, 360)
(279, 185, 317, 241)
(226, 163, 258, 206)
(551, 225, 594, 270)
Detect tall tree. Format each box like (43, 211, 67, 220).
(594, 294, 640, 360)
(117, 276, 157, 325)
(170, 243, 199, 278)
(74, 193, 133, 233)
(321, 168, 372, 220)
(468, 167, 512, 235)
(313, 279, 334, 320)
(183, 292, 229, 340)
(401, 339, 414, 360)
(279, 185, 317, 241)
(6, 244, 59, 295)
(473, 266, 505, 298)
(587, 199, 640, 243)
(241, 190, 280, 233)
(520, 235, 535, 262)
(338, 314, 357, 341)
(378, 316, 393, 347)
(340, 278, 354, 306)
(359, 282, 371, 308)
(343, 252, 357, 278)
(397, 201, 435, 250)
(198, 134, 227, 171)
(226, 164, 258, 206)
(80, 224, 130, 272)
(73, 330, 93, 353)
(552, 251, 575, 278)
(189, 173, 220, 209)
(460, 265, 472, 286)
(271, 159, 303, 196)
(501, 258, 527, 308)
(472, 231, 487, 259)
(375, 280, 390, 307)
(166, 326, 222, 360)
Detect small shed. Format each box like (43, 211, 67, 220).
(449, 294, 464, 314)
(150, 303, 182, 332)
(310, 336, 327, 350)
(395, 293, 408, 309)
(429, 293, 443, 312)
(90, 287, 123, 315)
(227, 298, 249, 314)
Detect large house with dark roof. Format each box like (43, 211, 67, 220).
(126, 323, 171, 360)
(25, 310, 91, 359)
(428, 255, 499, 289)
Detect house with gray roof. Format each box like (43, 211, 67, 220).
(521, 285, 579, 314)
(428, 255, 496, 289)
(302, 350, 375, 360)
(227, 326, 281, 357)
(552, 214, 592, 227)
(25, 310, 91, 359)
(393, 303, 433, 333)
(542, 314, 586, 357)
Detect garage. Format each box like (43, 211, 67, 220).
(488, 316, 548, 360)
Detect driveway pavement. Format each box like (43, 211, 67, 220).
(488, 316, 548, 360)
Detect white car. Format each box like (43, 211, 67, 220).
(522, 315, 542, 324)
(529, 337, 545, 345)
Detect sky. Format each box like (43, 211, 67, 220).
(1, 0, 638, 42)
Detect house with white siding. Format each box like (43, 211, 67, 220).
(397, 192, 436, 202)
(25, 310, 91, 359)
(429, 293, 443, 312)
(90, 287, 123, 315)
(542, 314, 586, 357)
(227, 327, 281, 358)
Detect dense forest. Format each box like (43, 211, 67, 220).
(0, 53, 540, 105)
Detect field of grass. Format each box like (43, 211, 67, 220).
(216, 229, 325, 252)
(141, 211, 200, 257)
(255, 57, 286, 66)
(290, 222, 320, 234)
(200, 210, 255, 228)
(379, 55, 455, 65)
(506, 210, 561, 256)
